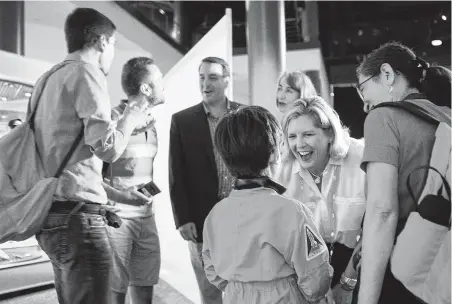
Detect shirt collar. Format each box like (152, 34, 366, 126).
(64, 52, 100, 69)
(291, 154, 345, 175)
(234, 176, 286, 194)
(202, 98, 231, 117)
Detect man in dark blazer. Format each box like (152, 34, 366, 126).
(169, 57, 242, 304)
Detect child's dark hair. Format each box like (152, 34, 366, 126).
(214, 106, 281, 178)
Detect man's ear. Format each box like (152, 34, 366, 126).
(224, 76, 230, 88)
(140, 83, 152, 97)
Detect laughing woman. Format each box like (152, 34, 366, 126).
(276, 96, 365, 304)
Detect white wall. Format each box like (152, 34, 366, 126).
(24, 1, 183, 106)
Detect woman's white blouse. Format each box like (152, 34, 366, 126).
(275, 138, 366, 248)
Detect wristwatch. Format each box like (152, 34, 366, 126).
(340, 273, 357, 291)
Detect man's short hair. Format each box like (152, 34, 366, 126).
(64, 8, 116, 53)
(121, 57, 155, 97)
(214, 106, 281, 178)
(199, 57, 230, 77)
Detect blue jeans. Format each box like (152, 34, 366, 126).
(36, 202, 113, 304)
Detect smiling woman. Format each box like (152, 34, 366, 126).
(275, 96, 366, 303)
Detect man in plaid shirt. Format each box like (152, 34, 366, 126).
(169, 57, 242, 304)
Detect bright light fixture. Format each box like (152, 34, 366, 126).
(431, 40, 443, 46)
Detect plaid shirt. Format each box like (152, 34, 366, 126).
(203, 101, 235, 199)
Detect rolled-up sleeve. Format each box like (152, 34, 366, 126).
(73, 65, 129, 163)
(361, 108, 400, 172)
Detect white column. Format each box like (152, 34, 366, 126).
(246, 0, 286, 119)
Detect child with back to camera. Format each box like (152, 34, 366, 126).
(202, 106, 334, 304)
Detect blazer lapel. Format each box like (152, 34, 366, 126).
(193, 103, 218, 176)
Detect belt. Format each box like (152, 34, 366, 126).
(49, 201, 107, 216)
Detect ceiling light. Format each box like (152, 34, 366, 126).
(0, 97, 6, 102)
(431, 40, 442, 46)
(25, 92, 31, 97)
(442, 15, 447, 21)
(159, 9, 165, 15)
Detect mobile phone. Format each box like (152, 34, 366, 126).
(139, 181, 161, 197)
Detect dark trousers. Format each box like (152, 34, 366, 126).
(327, 242, 354, 287)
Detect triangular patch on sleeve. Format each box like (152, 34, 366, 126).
(304, 224, 326, 261)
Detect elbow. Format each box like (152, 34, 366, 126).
(94, 148, 122, 163)
(367, 203, 398, 224)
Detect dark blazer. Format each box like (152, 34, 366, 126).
(169, 100, 242, 243)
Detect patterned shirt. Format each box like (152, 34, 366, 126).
(203, 101, 234, 199)
(106, 101, 157, 218)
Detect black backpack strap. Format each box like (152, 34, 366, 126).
(407, 165, 451, 205)
(372, 101, 440, 125)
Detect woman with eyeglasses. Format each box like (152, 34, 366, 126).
(276, 96, 366, 304)
(355, 42, 451, 304)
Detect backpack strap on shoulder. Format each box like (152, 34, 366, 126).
(372, 101, 440, 126)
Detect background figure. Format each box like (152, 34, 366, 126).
(356, 42, 451, 304)
(276, 70, 318, 114)
(105, 57, 165, 304)
(30, 8, 150, 304)
(202, 105, 333, 304)
(169, 57, 242, 304)
(274, 71, 318, 168)
(8, 118, 22, 130)
(277, 96, 366, 304)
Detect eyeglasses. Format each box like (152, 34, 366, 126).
(355, 73, 378, 101)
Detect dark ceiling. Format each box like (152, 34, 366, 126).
(184, 1, 450, 67)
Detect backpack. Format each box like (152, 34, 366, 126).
(0, 61, 83, 243)
(373, 99, 451, 304)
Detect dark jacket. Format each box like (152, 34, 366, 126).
(169, 100, 242, 243)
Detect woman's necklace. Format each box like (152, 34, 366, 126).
(308, 169, 323, 184)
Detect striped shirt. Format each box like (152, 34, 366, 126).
(107, 101, 157, 218)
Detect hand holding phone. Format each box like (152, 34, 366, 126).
(139, 181, 161, 197)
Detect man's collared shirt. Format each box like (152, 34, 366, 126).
(29, 53, 130, 204)
(202, 100, 234, 199)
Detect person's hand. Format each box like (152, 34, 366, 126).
(178, 222, 198, 243)
(133, 110, 156, 135)
(318, 288, 336, 304)
(123, 100, 150, 129)
(332, 283, 353, 304)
